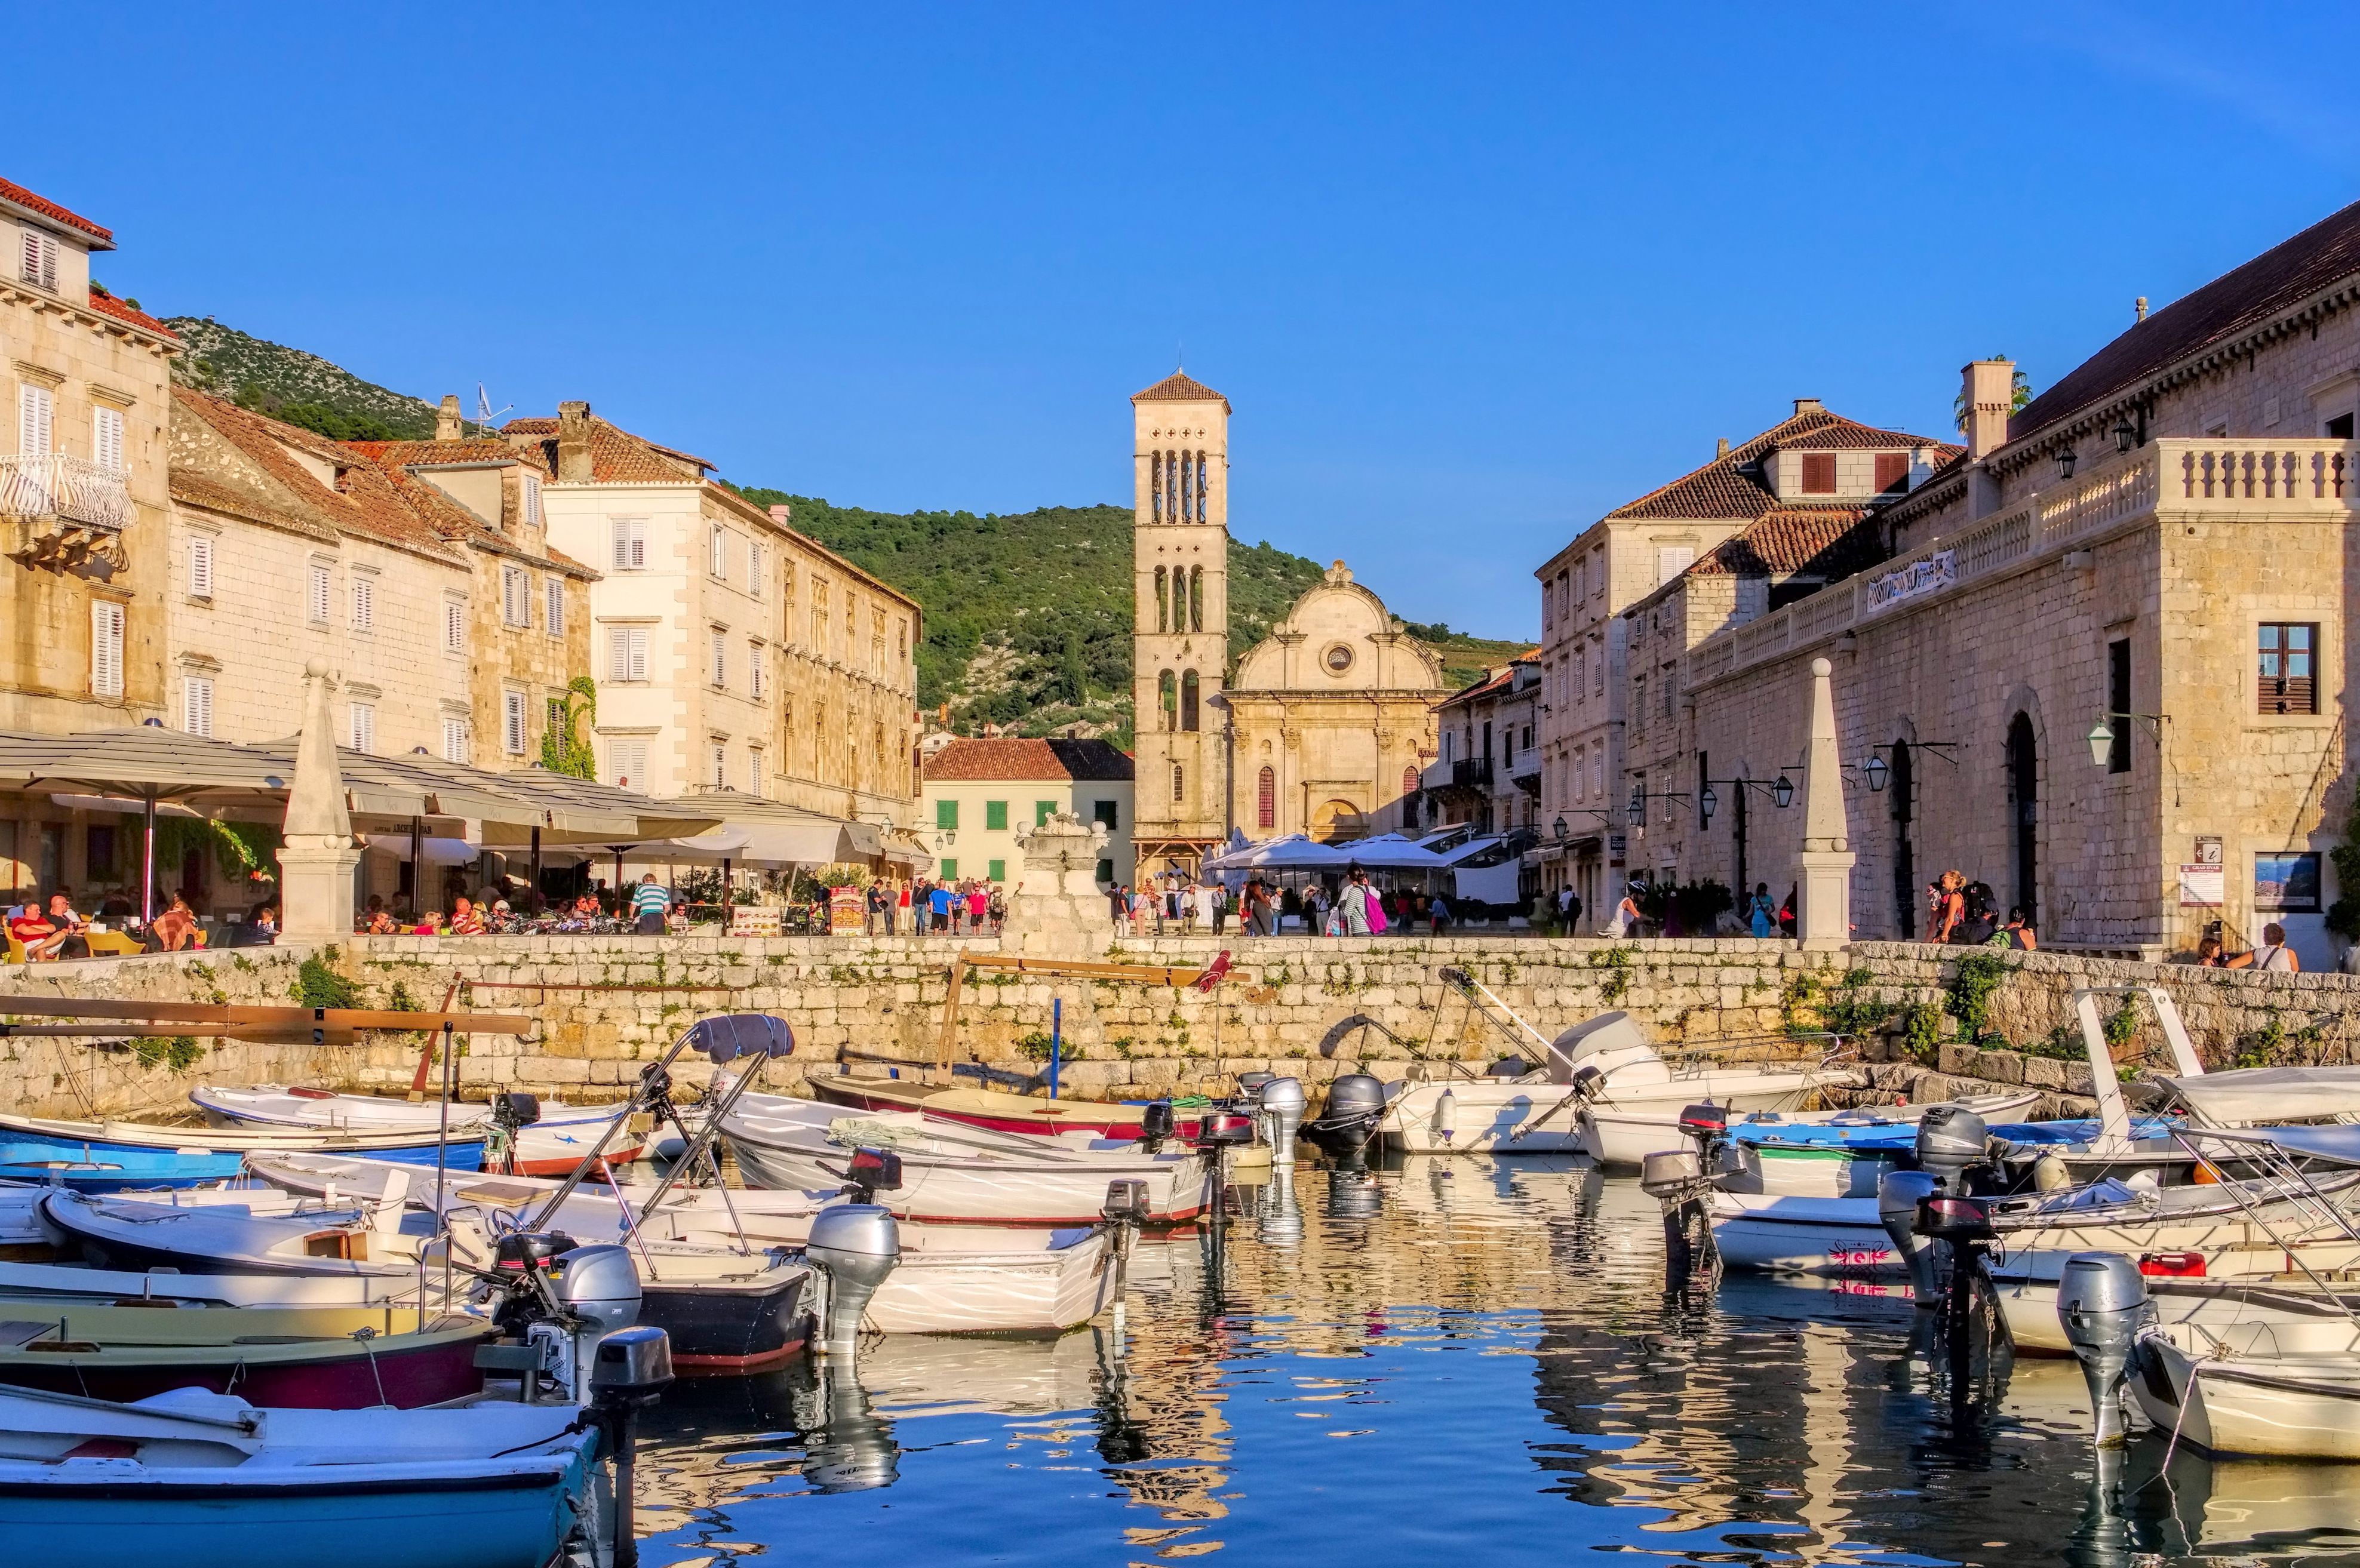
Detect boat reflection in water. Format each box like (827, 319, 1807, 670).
(613, 1151, 2331, 1568)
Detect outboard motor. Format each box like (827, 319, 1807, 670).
(1312, 1073, 1388, 1149)
(1640, 1148, 1716, 1286)
(589, 1324, 674, 1568)
(806, 1203, 901, 1357)
(1138, 1100, 1178, 1153)
(488, 1092, 544, 1176)
(838, 1147, 904, 1206)
(1915, 1105, 1990, 1193)
(1256, 1076, 1305, 1164)
(1917, 1191, 2001, 1379)
(1877, 1170, 1941, 1307)
(1103, 1177, 1151, 1337)
(2057, 1251, 2153, 1449)
(1195, 1109, 1256, 1148)
(540, 1244, 640, 1403)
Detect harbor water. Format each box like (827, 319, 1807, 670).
(629, 1154, 2360, 1567)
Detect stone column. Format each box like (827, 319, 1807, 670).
(1792, 656, 1854, 951)
(276, 659, 362, 941)
(1002, 811, 1113, 958)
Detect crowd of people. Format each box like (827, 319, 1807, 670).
(6, 887, 270, 960)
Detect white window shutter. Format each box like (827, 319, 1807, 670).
(93, 406, 125, 471)
(444, 599, 465, 652)
(21, 231, 56, 291)
(309, 564, 331, 623)
(505, 691, 527, 754)
(612, 739, 646, 789)
(19, 385, 54, 456)
(546, 579, 564, 637)
(185, 676, 214, 737)
(522, 475, 542, 525)
(90, 602, 124, 697)
(629, 628, 648, 682)
(188, 535, 214, 598)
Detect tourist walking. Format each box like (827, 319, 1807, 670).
(928, 881, 952, 934)
(1338, 866, 1372, 936)
(1747, 882, 1775, 939)
(630, 874, 670, 935)
(1605, 883, 1643, 939)
(1928, 871, 1965, 942)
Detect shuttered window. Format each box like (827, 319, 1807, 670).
(188, 534, 215, 598)
(610, 740, 647, 790)
(749, 642, 766, 700)
(503, 690, 528, 754)
(444, 598, 465, 653)
(2259, 623, 2318, 715)
(502, 565, 530, 626)
(309, 563, 331, 625)
(610, 517, 646, 571)
(19, 230, 57, 291)
(1653, 545, 1693, 587)
(442, 717, 470, 763)
(985, 801, 1008, 831)
(545, 579, 564, 638)
(1800, 453, 1837, 493)
(747, 749, 764, 796)
(349, 702, 376, 753)
(709, 629, 727, 688)
(608, 626, 649, 682)
(183, 675, 214, 737)
(749, 542, 767, 599)
(18, 385, 53, 455)
(521, 475, 542, 526)
(350, 574, 376, 632)
(93, 405, 125, 471)
(709, 743, 727, 788)
(90, 601, 123, 697)
(709, 527, 728, 579)
(1874, 452, 1909, 493)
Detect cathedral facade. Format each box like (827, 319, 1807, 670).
(1129, 373, 1446, 879)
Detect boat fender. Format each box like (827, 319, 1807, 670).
(807, 1204, 901, 1357)
(2056, 1251, 2152, 1447)
(2032, 1150, 2073, 1191)
(1434, 1088, 1456, 1143)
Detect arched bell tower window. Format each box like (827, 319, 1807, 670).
(1153, 567, 1168, 632)
(1181, 669, 1200, 732)
(1158, 669, 1177, 731)
(1196, 451, 1209, 522)
(1188, 567, 1203, 632)
(1150, 451, 1163, 523)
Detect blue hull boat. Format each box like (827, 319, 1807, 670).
(0, 1111, 487, 1179)
(0, 1141, 245, 1191)
(0, 1385, 598, 1568)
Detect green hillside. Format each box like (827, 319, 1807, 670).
(164, 318, 449, 441)
(730, 489, 1532, 745)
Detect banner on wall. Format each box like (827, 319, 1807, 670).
(1864, 550, 1956, 615)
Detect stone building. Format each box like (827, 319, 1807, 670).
(506, 403, 921, 832)
(1532, 403, 1954, 917)
(0, 176, 178, 736)
(1225, 561, 1449, 847)
(341, 396, 597, 773)
(1665, 198, 2360, 964)
(1129, 372, 1231, 878)
(1422, 651, 1542, 837)
(919, 736, 1135, 888)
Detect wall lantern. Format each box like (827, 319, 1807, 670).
(2114, 418, 2137, 453)
(1772, 775, 1796, 809)
(1553, 815, 1568, 841)
(2085, 718, 2115, 768)
(1699, 785, 1719, 823)
(2057, 447, 2079, 479)
(1864, 754, 1890, 792)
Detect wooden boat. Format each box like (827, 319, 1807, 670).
(0, 1140, 247, 1191)
(719, 1093, 1211, 1225)
(248, 1152, 1121, 1336)
(0, 1383, 599, 1568)
(812, 1073, 1207, 1140)
(0, 1108, 490, 1172)
(39, 1189, 811, 1376)
(0, 1299, 488, 1407)
(190, 1085, 642, 1175)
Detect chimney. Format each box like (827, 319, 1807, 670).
(1715, 437, 1730, 458)
(2135, 296, 2149, 322)
(768, 503, 792, 527)
(556, 400, 593, 483)
(1962, 359, 2016, 462)
(1793, 398, 1825, 416)
(435, 394, 463, 442)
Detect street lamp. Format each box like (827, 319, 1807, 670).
(1864, 754, 1889, 792)
(1698, 785, 1718, 823)
(2057, 447, 2078, 479)
(1772, 774, 1795, 810)
(1553, 815, 1568, 841)
(2114, 417, 2137, 453)
(2086, 718, 2116, 768)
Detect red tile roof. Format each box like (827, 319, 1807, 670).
(1605, 408, 1955, 520)
(502, 416, 707, 484)
(2011, 196, 2360, 442)
(1686, 506, 1882, 578)
(337, 439, 592, 576)
(85, 287, 176, 340)
(924, 737, 1135, 783)
(1131, 371, 1230, 411)
(0, 177, 112, 245)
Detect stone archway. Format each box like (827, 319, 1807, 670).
(1311, 798, 1365, 843)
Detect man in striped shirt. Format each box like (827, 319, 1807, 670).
(631, 874, 671, 935)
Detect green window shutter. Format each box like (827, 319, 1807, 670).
(940, 858, 957, 880)
(1035, 800, 1056, 826)
(936, 799, 958, 829)
(1096, 857, 1113, 885)
(1093, 799, 1118, 829)
(985, 800, 1008, 831)
(987, 859, 1006, 881)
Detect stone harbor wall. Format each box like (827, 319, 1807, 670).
(7, 934, 2360, 1119)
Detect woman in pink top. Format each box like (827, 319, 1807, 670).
(967, 886, 990, 932)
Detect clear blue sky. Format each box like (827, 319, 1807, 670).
(20, 4, 2358, 639)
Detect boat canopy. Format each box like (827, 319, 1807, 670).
(2158, 1066, 2360, 1126)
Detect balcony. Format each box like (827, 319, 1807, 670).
(1, 454, 131, 576)
(1451, 757, 1493, 789)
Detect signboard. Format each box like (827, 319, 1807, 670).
(729, 906, 782, 937)
(828, 886, 866, 935)
(1864, 550, 1956, 615)
(2177, 864, 2224, 907)
(2254, 852, 2322, 913)
(2193, 835, 2223, 866)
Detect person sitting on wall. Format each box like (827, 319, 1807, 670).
(2227, 922, 2300, 972)
(1996, 907, 2038, 951)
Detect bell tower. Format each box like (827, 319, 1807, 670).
(1130, 371, 1230, 879)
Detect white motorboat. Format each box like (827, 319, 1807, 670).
(248, 1152, 1120, 1336)
(1720, 1093, 2043, 1197)
(718, 1093, 1212, 1225)
(1999, 1271, 2360, 1355)
(0, 1383, 601, 1568)
(191, 1084, 643, 1175)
